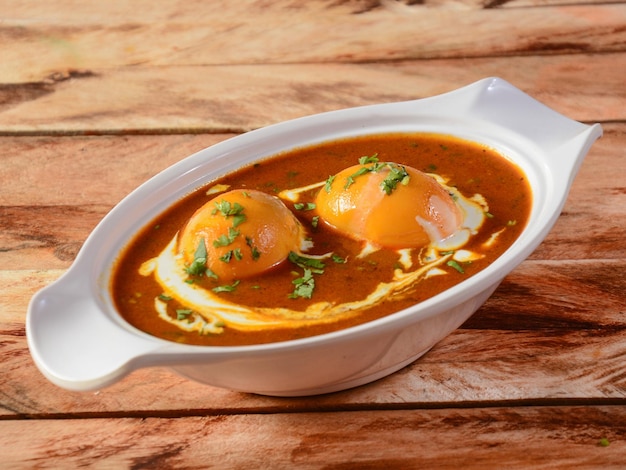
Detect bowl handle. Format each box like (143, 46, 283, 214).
(463, 78, 603, 179)
(549, 122, 603, 185)
(26, 273, 164, 391)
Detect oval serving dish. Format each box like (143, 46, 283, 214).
(27, 78, 602, 396)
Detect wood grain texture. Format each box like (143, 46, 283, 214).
(2, 1, 626, 84)
(2, 406, 625, 468)
(1, 1, 625, 466)
(1, 53, 625, 135)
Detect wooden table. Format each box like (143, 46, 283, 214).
(2, 1, 625, 467)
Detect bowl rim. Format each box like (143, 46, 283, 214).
(27, 77, 603, 386)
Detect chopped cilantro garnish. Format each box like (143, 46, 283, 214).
(245, 236, 261, 260)
(332, 254, 347, 264)
(344, 165, 372, 189)
(220, 250, 233, 263)
(289, 269, 315, 299)
(294, 202, 316, 211)
(288, 252, 325, 274)
(337, 157, 410, 195)
(213, 227, 240, 247)
(212, 200, 247, 227)
(287, 252, 326, 299)
(324, 175, 336, 193)
(232, 214, 246, 227)
(380, 164, 410, 195)
(176, 309, 193, 321)
(311, 215, 319, 229)
(358, 153, 379, 165)
(158, 293, 173, 301)
(213, 200, 242, 217)
(212, 280, 240, 293)
(447, 260, 465, 273)
(185, 240, 208, 275)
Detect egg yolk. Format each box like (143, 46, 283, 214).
(178, 189, 305, 281)
(315, 162, 463, 249)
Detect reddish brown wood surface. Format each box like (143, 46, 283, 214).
(1, 53, 625, 134)
(1, 0, 625, 467)
(2, 406, 625, 468)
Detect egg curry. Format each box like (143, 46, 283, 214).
(112, 133, 531, 346)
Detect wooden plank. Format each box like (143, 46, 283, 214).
(2, 256, 625, 417)
(423, 0, 625, 6)
(4, 0, 621, 22)
(0, 134, 230, 206)
(1, 124, 623, 270)
(2, 2, 625, 83)
(1, 53, 625, 135)
(2, 1, 623, 466)
(6, 325, 626, 417)
(466, 260, 626, 330)
(1, 406, 625, 468)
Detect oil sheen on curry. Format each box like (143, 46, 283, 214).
(112, 133, 531, 346)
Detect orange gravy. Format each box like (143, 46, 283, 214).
(111, 133, 531, 345)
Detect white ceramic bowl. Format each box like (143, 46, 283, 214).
(27, 78, 602, 396)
